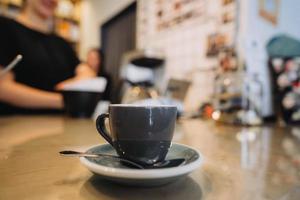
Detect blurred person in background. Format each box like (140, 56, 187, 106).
(86, 48, 102, 74)
(0, 0, 95, 115)
(85, 48, 111, 101)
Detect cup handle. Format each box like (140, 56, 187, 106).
(96, 113, 113, 146)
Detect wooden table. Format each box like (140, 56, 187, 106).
(0, 115, 300, 200)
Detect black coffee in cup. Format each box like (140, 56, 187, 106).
(96, 104, 177, 165)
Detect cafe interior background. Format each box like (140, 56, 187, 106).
(1, 0, 300, 199)
(1, 0, 299, 125)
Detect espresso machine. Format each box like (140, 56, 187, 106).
(119, 49, 165, 104)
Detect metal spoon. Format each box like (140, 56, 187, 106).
(59, 150, 185, 169)
(0, 54, 23, 77)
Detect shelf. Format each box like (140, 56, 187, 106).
(214, 92, 241, 100)
(0, 1, 22, 7)
(55, 15, 79, 24)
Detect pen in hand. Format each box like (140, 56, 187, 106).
(0, 54, 23, 77)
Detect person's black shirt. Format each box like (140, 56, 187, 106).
(0, 16, 80, 115)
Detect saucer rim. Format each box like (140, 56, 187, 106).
(80, 143, 203, 179)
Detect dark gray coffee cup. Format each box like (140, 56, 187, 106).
(96, 104, 177, 165)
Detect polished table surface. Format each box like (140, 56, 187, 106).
(1, 115, 300, 200)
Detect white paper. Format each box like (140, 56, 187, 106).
(61, 77, 107, 92)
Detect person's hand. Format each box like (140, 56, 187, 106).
(55, 63, 97, 90)
(0, 68, 14, 83)
(75, 63, 97, 78)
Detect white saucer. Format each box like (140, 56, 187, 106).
(80, 143, 203, 186)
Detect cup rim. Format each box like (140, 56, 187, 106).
(109, 104, 177, 108)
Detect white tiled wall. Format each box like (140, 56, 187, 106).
(137, 0, 237, 110)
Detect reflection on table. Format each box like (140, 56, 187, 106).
(0, 116, 300, 200)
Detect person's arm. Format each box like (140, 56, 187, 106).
(0, 71, 63, 109)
